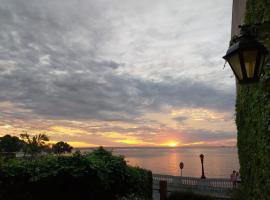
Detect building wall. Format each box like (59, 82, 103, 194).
(235, 0, 270, 199)
(231, 0, 247, 37)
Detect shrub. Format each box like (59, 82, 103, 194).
(0, 152, 16, 160)
(168, 191, 214, 200)
(126, 166, 152, 199)
(231, 187, 248, 200)
(0, 147, 152, 200)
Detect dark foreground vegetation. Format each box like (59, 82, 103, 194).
(168, 191, 214, 200)
(0, 147, 152, 200)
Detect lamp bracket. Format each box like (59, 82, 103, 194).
(239, 24, 257, 38)
(230, 21, 270, 46)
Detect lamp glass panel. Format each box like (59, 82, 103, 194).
(258, 53, 266, 77)
(227, 53, 243, 80)
(243, 50, 258, 78)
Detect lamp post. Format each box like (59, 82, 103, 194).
(200, 154, 206, 179)
(223, 25, 268, 84)
(179, 162, 184, 177)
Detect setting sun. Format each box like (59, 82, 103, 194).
(165, 141, 179, 147)
(0, 0, 260, 198)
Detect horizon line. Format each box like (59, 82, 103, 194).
(74, 145, 237, 149)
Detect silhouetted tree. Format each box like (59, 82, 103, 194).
(20, 133, 49, 157)
(52, 141, 73, 155)
(0, 135, 23, 153)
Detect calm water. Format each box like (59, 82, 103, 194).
(80, 147, 240, 178)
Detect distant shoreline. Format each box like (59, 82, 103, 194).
(75, 146, 237, 150)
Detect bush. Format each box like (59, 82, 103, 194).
(168, 191, 214, 200)
(0, 147, 152, 200)
(232, 187, 248, 200)
(0, 152, 16, 160)
(126, 166, 152, 199)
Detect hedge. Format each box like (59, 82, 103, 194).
(0, 147, 152, 200)
(235, 0, 270, 199)
(168, 191, 213, 200)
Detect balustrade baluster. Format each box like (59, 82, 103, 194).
(152, 174, 235, 199)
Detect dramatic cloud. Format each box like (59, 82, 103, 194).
(0, 0, 236, 146)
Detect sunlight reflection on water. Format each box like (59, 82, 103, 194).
(112, 147, 239, 178)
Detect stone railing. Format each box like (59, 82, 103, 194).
(153, 174, 235, 199)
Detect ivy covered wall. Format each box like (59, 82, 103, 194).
(236, 0, 270, 199)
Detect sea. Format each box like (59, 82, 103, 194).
(79, 147, 239, 179)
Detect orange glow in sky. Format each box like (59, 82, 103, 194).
(0, 106, 237, 147)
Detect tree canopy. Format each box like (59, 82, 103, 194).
(0, 135, 23, 153)
(20, 133, 50, 157)
(0, 133, 73, 158)
(52, 141, 73, 155)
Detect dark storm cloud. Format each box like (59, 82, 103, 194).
(0, 0, 234, 123)
(0, 67, 235, 121)
(173, 116, 188, 123)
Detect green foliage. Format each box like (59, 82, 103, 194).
(0, 147, 152, 200)
(0, 135, 23, 153)
(126, 166, 153, 199)
(52, 141, 73, 155)
(245, 0, 270, 23)
(235, 1, 270, 199)
(168, 191, 213, 200)
(118, 193, 147, 200)
(232, 187, 249, 200)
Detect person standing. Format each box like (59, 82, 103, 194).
(236, 171, 241, 186)
(230, 170, 237, 188)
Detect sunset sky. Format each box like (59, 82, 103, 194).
(0, 0, 237, 147)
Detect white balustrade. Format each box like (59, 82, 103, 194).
(153, 174, 235, 198)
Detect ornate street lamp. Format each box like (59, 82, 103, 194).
(200, 154, 206, 179)
(179, 162, 184, 177)
(223, 25, 268, 84)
